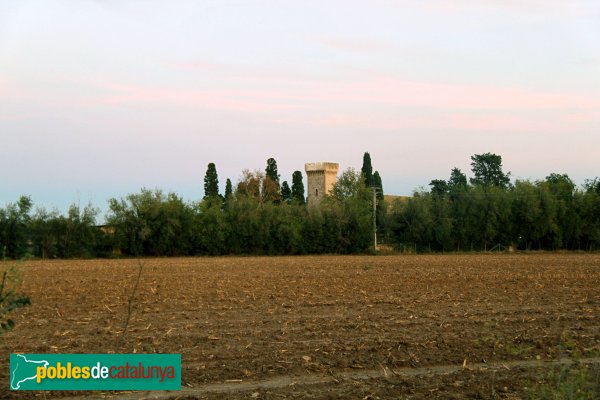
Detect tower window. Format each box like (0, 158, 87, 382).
(316, 189, 319, 196)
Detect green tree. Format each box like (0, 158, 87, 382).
(584, 177, 600, 195)
(430, 192, 453, 251)
(291, 171, 305, 204)
(0, 196, 33, 259)
(224, 178, 233, 198)
(470, 153, 511, 189)
(331, 168, 372, 252)
(391, 192, 433, 251)
(224, 178, 233, 206)
(361, 152, 374, 187)
(265, 157, 280, 186)
(54, 203, 99, 258)
(195, 200, 229, 255)
(577, 178, 600, 250)
(29, 208, 60, 259)
(446, 167, 471, 250)
(512, 180, 544, 250)
(546, 173, 575, 198)
(107, 189, 195, 256)
(372, 171, 389, 241)
(225, 195, 264, 254)
(448, 167, 468, 191)
(332, 168, 361, 199)
(264, 158, 281, 203)
(373, 171, 384, 201)
(429, 179, 449, 197)
(469, 185, 512, 250)
(281, 181, 292, 203)
(542, 173, 578, 249)
(203, 163, 220, 199)
(302, 206, 330, 253)
(259, 201, 305, 254)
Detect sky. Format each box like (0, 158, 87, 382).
(1, 0, 599, 218)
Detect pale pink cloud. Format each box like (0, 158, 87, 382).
(559, 110, 600, 124)
(0, 112, 32, 121)
(421, 0, 575, 15)
(0, 75, 20, 98)
(319, 37, 388, 53)
(3, 69, 598, 131)
(278, 112, 554, 132)
(308, 76, 600, 111)
(0, 76, 36, 120)
(169, 61, 221, 71)
(98, 75, 600, 113)
(444, 112, 558, 132)
(101, 83, 307, 114)
(86, 76, 600, 137)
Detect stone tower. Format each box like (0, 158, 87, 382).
(305, 162, 339, 206)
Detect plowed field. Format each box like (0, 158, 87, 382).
(2, 254, 600, 399)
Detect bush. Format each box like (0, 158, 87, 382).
(529, 363, 600, 400)
(0, 264, 31, 334)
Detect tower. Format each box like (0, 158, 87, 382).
(305, 162, 339, 206)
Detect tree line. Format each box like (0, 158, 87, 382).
(0, 156, 378, 258)
(1, 153, 599, 259)
(389, 153, 600, 252)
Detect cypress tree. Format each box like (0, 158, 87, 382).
(265, 158, 280, 186)
(281, 181, 292, 202)
(373, 171, 384, 201)
(291, 171, 305, 204)
(203, 163, 219, 199)
(223, 178, 233, 206)
(224, 178, 233, 199)
(361, 152, 374, 187)
(264, 158, 281, 202)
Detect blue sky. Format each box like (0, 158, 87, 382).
(1, 1, 599, 217)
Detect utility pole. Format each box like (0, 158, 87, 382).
(372, 187, 378, 252)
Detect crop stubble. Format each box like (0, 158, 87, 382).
(1, 254, 599, 399)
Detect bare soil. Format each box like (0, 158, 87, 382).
(1, 254, 600, 399)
